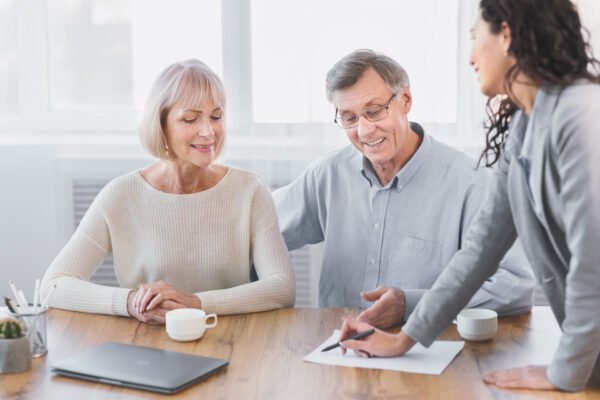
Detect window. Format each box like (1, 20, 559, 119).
(251, 0, 458, 125)
(575, 0, 600, 55)
(46, 0, 133, 109)
(0, 0, 17, 117)
(45, 0, 222, 111)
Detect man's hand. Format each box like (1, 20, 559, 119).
(357, 287, 406, 329)
(483, 366, 557, 390)
(126, 289, 185, 325)
(339, 318, 415, 358)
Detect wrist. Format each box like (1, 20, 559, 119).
(394, 331, 416, 355)
(192, 294, 202, 309)
(126, 290, 136, 317)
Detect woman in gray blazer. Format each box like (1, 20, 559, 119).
(339, 0, 600, 392)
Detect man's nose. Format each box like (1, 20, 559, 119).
(356, 115, 376, 137)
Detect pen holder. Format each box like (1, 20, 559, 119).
(12, 306, 48, 358)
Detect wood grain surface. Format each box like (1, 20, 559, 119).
(1, 307, 598, 399)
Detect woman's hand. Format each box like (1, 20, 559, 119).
(132, 280, 202, 314)
(483, 366, 556, 390)
(339, 318, 416, 358)
(126, 289, 185, 324)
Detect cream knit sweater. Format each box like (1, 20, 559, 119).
(41, 167, 295, 316)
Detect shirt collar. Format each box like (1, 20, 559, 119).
(359, 122, 432, 192)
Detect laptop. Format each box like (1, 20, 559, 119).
(51, 342, 228, 394)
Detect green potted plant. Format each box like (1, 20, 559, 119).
(0, 317, 31, 373)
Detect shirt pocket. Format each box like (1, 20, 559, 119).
(387, 235, 443, 289)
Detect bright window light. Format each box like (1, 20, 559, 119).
(45, 0, 222, 111)
(0, 0, 18, 116)
(251, 0, 458, 124)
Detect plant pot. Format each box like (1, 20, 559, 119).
(0, 337, 32, 374)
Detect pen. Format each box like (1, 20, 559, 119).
(4, 296, 17, 313)
(33, 278, 40, 313)
(8, 281, 21, 307)
(18, 290, 30, 313)
(321, 328, 376, 352)
(41, 284, 57, 310)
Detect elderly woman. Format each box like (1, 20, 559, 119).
(41, 59, 295, 324)
(339, 0, 600, 392)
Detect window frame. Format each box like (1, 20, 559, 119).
(2, 0, 483, 152)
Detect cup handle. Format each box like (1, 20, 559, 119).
(205, 314, 218, 328)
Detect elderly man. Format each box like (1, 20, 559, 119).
(273, 49, 534, 328)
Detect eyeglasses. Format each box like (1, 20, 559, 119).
(334, 94, 397, 129)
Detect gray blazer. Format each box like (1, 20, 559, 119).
(403, 81, 600, 392)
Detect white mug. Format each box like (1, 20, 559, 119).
(165, 308, 218, 342)
(457, 308, 497, 341)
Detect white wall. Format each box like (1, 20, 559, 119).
(0, 137, 148, 299)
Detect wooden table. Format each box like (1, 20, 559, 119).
(1, 306, 599, 399)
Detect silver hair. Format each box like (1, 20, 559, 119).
(325, 49, 410, 102)
(139, 59, 226, 160)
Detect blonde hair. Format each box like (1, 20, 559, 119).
(139, 59, 226, 159)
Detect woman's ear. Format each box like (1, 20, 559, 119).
(500, 21, 512, 56)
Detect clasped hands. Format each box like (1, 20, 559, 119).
(339, 286, 556, 391)
(126, 280, 201, 325)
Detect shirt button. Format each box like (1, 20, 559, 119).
(398, 185, 404, 190)
(370, 258, 375, 265)
(374, 223, 380, 229)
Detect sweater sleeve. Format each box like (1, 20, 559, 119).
(40, 186, 131, 317)
(196, 181, 296, 314)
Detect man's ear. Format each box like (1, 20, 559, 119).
(400, 87, 412, 114)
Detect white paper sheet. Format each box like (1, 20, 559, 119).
(304, 330, 464, 375)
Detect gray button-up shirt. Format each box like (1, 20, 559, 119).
(273, 123, 534, 318)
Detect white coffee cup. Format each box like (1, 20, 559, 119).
(165, 308, 218, 342)
(457, 308, 497, 341)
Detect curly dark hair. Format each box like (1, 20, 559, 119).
(478, 0, 600, 167)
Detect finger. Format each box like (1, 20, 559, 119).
(339, 319, 358, 343)
(483, 369, 519, 385)
(493, 379, 524, 388)
(343, 339, 370, 354)
(146, 292, 165, 311)
(357, 298, 389, 324)
(356, 305, 378, 324)
(134, 287, 146, 313)
(145, 315, 166, 325)
(139, 287, 159, 312)
(132, 310, 147, 323)
(360, 287, 389, 302)
(160, 300, 185, 310)
(139, 307, 168, 325)
(354, 349, 371, 358)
